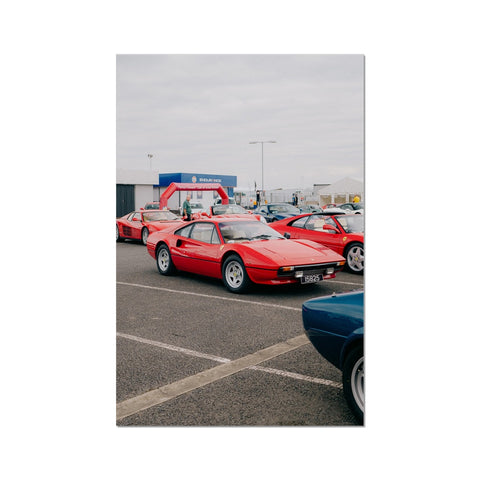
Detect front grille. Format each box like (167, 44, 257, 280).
(277, 262, 339, 277)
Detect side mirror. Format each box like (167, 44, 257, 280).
(284, 232, 291, 239)
(323, 224, 340, 234)
(132, 217, 141, 222)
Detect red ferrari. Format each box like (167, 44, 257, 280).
(271, 213, 364, 274)
(116, 210, 182, 245)
(146, 217, 345, 293)
(192, 203, 266, 223)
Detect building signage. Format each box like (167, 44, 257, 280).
(194, 176, 223, 183)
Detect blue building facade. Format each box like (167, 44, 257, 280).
(157, 172, 237, 197)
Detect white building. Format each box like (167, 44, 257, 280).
(317, 177, 364, 206)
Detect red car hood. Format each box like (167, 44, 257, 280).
(243, 239, 344, 266)
(148, 220, 183, 232)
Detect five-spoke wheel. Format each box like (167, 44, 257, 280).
(156, 244, 176, 275)
(222, 254, 251, 293)
(345, 242, 364, 274)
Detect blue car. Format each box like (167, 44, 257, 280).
(302, 291, 364, 423)
(256, 203, 301, 222)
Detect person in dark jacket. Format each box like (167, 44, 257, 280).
(182, 195, 192, 221)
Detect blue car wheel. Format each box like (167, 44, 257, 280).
(342, 345, 364, 424)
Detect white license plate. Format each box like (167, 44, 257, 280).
(301, 274, 323, 284)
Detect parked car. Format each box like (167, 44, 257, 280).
(190, 202, 205, 214)
(302, 291, 364, 424)
(328, 202, 364, 215)
(270, 213, 364, 274)
(146, 217, 346, 293)
(214, 197, 236, 205)
(299, 205, 323, 214)
(204, 203, 267, 223)
(116, 210, 182, 245)
(322, 203, 336, 209)
(144, 202, 161, 210)
(256, 203, 301, 222)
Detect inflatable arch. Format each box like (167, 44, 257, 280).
(159, 182, 229, 209)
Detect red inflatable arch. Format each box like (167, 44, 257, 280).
(159, 182, 229, 209)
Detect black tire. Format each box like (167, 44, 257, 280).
(156, 244, 176, 275)
(116, 224, 124, 242)
(342, 345, 364, 424)
(344, 242, 364, 274)
(141, 227, 149, 246)
(222, 254, 251, 293)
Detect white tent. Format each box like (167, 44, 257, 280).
(318, 177, 364, 205)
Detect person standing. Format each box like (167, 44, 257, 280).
(182, 194, 192, 221)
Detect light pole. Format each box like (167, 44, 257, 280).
(147, 153, 153, 170)
(249, 140, 276, 202)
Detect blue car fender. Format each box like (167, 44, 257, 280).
(339, 326, 364, 370)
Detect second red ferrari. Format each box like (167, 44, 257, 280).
(116, 210, 182, 245)
(271, 213, 364, 274)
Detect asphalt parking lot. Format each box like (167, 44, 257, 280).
(116, 239, 364, 426)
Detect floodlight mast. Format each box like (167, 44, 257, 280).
(249, 140, 276, 201)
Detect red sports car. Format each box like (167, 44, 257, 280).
(192, 203, 266, 223)
(270, 213, 364, 274)
(116, 210, 182, 245)
(146, 217, 346, 293)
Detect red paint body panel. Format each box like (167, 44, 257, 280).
(116, 210, 182, 241)
(271, 213, 364, 258)
(146, 217, 345, 286)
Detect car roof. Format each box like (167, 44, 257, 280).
(191, 216, 257, 225)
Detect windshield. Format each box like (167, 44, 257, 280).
(219, 221, 284, 243)
(335, 215, 364, 233)
(269, 204, 301, 214)
(190, 202, 204, 209)
(212, 204, 248, 215)
(143, 211, 179, 222)
(144, 203, 160, 210)
(352, 202, 364, 210)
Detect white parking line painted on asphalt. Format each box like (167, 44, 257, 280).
(116, 332, 341, 421)
(117, 332, 231, 363)
(117, 281, 303, 311)
(323, 279, 364, 286)
(250, 365, 342, 388)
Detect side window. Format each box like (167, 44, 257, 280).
(127, 213, 135, 221)
(336, 217, 349, 232)
(132, 212, 142, 221)
(190, 223, 216, 243)
(306, 216, 326, 231)
(291, 216, 309, 229)
(211, 227, 221, 245)
(175, 224, 194, 238)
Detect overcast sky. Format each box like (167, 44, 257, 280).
(116, 54, 364, 190)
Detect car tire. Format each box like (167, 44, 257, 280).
(116, 225, 124, 242)
(141, 227, 149, 245)
(342, 345, 364, 424)
(344, 242, 364, 274)
(156, 244, 176, 275)
(222, 254, 251, 293)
